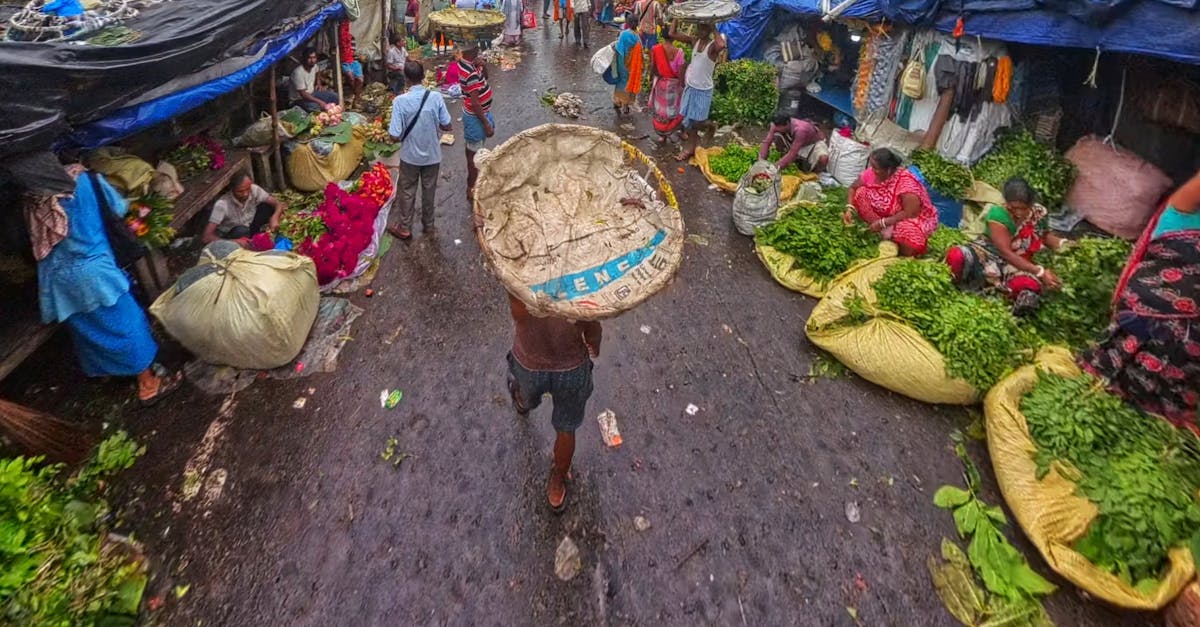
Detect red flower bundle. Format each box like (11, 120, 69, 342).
(292, 165, 393, 285)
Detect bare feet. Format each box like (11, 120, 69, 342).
(676, 150, 695, 162)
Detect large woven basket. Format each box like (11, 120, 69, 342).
(473, 124, 685, 321)
(428, 8, 505, 42)
(666, 0, 741, 23)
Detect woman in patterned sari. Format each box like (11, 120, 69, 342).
(945, 177, 1068, 315)
(843, 148, 938, 257)
(649, 33, 684, 143)
(1080, 169, 1200, 430)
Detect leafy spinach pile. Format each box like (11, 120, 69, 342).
(1027, 237, 1131, 350)
(711, 60, 778, 126)
(972, 129, 1076, 210)
(909, 149, 974, 200)
(872, 259, 1025, 390)
(1022, 371, 1200, 587)
(708, 143, 800, 182)
(1, 433, 148, 625)
(754, 188, 879, 285)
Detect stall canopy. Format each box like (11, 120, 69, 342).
(0, 0, 343, 160)
(723, 0, 1200, 65)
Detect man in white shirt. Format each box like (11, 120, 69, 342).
(571, 0, 593, 48)
(672, 23, 725, 162)
(385, 34, 407, 93)
(203, 173, 288, 245)
(289, 48, 339, 112)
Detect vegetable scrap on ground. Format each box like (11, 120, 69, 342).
(754, 188, 879, 286)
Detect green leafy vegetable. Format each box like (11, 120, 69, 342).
(930, 439, 1056, 626)
(708, 143, 800, 182)
(754, 188, 879, 286)
(711, 60, 778, 126)
(973, 129, 1075, 210)
(873, 259, 1025, 390)
(910, 149, 974, 199)
(1027, 237, 1131, 350)
(1021, 371, 1200, 584)
(927, 225, 971, 260)
(1, 433, 148, 625)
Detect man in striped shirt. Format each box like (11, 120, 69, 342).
(458, 43, 494, 202)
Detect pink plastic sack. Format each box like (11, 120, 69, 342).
(1065, 135, 1173, 240)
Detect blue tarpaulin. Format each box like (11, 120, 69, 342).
(723, 0, 1200, 65)
(66, 2, 345, 150)
(722, 0, 882, 60)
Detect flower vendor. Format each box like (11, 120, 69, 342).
(290, 48, 339, 113)
(203, 172, 288, 246)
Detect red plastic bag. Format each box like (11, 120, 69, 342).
(522, 9, 536, 28)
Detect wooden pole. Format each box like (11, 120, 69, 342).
(381, 0, 390, 84)
(269, 64, 286, 189)
(334, 22, 345, 106)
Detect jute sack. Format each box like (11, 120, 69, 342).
(150, 247, 320, 369)
(985, 346, 1194, 610)
(287, 126, 367, 192)
(804, 256, 980, 404)
(474, 124, 684, 320)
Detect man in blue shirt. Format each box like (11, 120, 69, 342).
(387, 60, 453, 240)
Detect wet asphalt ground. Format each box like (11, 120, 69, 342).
(3, 22, 1155, 627)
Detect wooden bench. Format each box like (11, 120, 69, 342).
(0, 292, 56, 383)
(135, 150, 252, 298)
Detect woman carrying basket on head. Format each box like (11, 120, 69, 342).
(649, 32, 684, 143)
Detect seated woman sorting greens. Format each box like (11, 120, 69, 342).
(843, 148, 938, 257)
(944, 177, 1068, 315)
(1080, 168, 1200, 429)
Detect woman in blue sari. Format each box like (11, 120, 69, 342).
(25, 159, 182, 406)
(610, 30, 643, 115)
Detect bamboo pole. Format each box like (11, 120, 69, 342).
(334, 22, 345, 106)
(381, 0, 390, 84)
(269, 64, 286, 189)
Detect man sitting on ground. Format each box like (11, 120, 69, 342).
(759, 112, 829, 173)
(203, 173, 287, 246)
(290, 48, 339, 112)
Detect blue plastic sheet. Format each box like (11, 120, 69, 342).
(66, 3, 345, 150)
(722, 0, 881, 59)
(723, 0, 1200, 65)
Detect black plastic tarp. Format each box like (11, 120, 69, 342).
(0, 0, 333, 159)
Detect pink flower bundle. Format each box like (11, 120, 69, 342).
(298, 182, 388, 285)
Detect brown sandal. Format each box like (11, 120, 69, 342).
(547, 467, 568, 514)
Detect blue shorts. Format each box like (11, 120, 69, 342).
(640, 32, 657, 50)
(463, 111, 494, 151)
(341, 60, 364, 78)
(680, 86, 713, 128)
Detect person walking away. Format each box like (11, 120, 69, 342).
(406, 0, 420, 38)
(842, 148, 938, 257)
(387, 61, 453, 240)
(553, 0, 573, 40)
(386, 34, 408, 94)
(22, 158, 183, 407)
(610, 30, 643, 115)
(759, 112, 828, 172)
(944, 177, 1068, 315)
(631, 0, 660, 50)
(338, 22, 366, 107)
(501, 0, 523, 45)
(290, 48, 339, 112)
(649, 33, 684, 143)
(203, 172, 288, 246)
(506, 294, 601, 512)
(571, 0, 592, 47)
(543, 0, 551, 19)
(1079, 168, 1200, 429)
(458, 43, 495, 201)
(673, 23, 724, 161)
